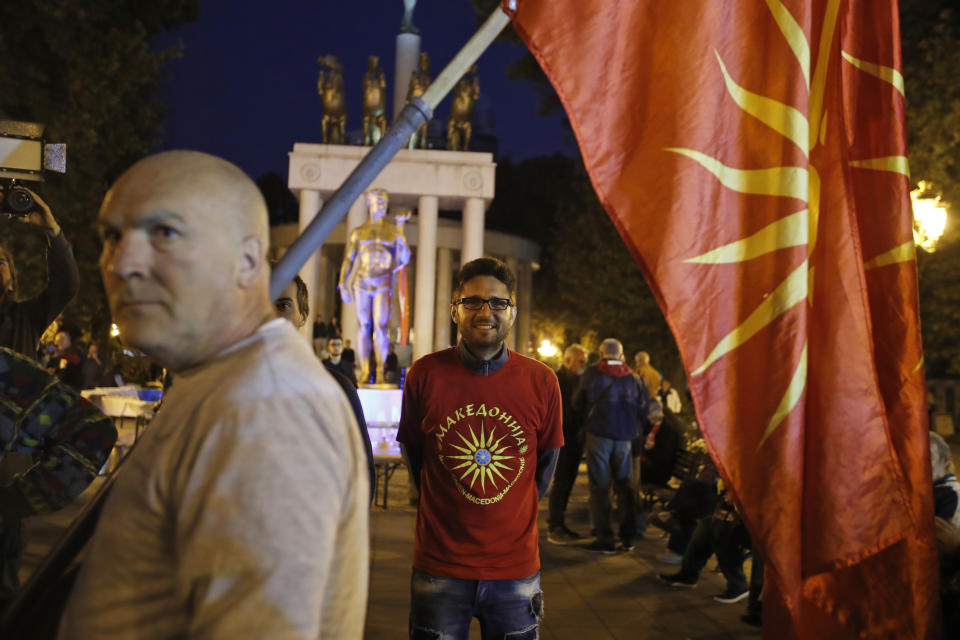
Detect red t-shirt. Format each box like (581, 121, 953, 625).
(397, 348, 563, 580)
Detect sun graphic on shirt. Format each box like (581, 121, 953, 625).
(445, 421, 515, 493)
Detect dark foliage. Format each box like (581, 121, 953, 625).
(0, 0, 199, 342)
(257, 171, 300, 226)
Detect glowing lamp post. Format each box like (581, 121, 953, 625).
(110, 323, 120, 337)
(537, 339, 558, 359)
(911, 181, 948, 252)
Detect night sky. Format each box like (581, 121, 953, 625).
(154, 0, 577, 182)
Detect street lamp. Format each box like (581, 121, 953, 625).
(911, 180, 948, 251)
(110, 323, 120, 337)
(537, 339, 558, 358)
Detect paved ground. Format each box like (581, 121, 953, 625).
(20, 434, 960, 639)
(365, 465, 761, 640)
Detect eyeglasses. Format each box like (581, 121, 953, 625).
(453, 296, 514, 311)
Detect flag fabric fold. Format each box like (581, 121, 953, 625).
(507, 0, 939, 636)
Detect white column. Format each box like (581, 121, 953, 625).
(322, 247, 338, 324)
(341, 196, 367, 351)
(414, 196, 438, 361)
(297, 190, 322, 340)
(434, 247, 453, 350)
(315, 251, 328, 323)
(393, 33, 421, 121)
(516, 261, 533, 356)
(504, 256, 519, 351)
(461, 197, 485, 265)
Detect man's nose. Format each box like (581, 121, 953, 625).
(103, 232, 148, 280)
(474, 303, 495, 318)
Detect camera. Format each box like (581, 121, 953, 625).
(3, 180, 36, 217)
(0, 120, 66, 217)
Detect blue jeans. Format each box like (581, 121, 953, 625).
(409, 568, 543, 639)
(584, 433, 636, 544)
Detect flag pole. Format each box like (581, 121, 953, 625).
(270, 7, 511, 300)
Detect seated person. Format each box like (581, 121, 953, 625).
(658, 489, 751, 604)
(931, 431, 960, 527)
(931, 431, 960, 631)
(652, 450, 719, 564)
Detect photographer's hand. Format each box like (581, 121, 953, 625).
(20, 187, 61, 237)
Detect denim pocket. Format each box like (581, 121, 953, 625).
(504, 622, 539, 639)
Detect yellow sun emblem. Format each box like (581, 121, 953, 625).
(446, 421, 515, 493)
(669, 0, 910, 449)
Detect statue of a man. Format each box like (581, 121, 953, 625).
(338, 189, 411, 384)
(406, 52, 431, 149)
(447, 65, 480, 151)
(317, 55, 346, 144)
(401, 0, 418, 34)
(362, 56, 388, 146)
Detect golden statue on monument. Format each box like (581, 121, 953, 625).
(338, 189, 411, 384)
(317, 55, 346, 144)
(362, 56, 388, 146)
(447, 65, 479, 151)
(406, 52, 431, 149)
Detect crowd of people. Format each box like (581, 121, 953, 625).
(540, 333, 765, 627)
(1, 151, 958, 638)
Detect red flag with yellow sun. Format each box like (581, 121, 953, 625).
(507, 0, 940, 636)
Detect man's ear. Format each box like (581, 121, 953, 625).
(450, 303, 458, 325)
(237, 235, 264, 288)
(509, 305, 518, 328)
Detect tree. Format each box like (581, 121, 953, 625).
(901, 1, 960, 209)
(257, 171, 300, 227)
(484, 154, 684, 385)
(539, 163, 683, 384)
(899, 1, 960, 377)
(0, 0, 199, 343)
(483, 154, 579, 243)
(918, 243, 960, 377)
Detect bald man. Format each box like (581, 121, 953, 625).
(59, 151, 369, 639)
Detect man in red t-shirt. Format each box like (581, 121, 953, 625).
(397, 258, 563, 639)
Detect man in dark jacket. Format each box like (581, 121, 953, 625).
(573, 337, 650, 553)
(547, 343, 588, 544)
(324, 335, 358, 387)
